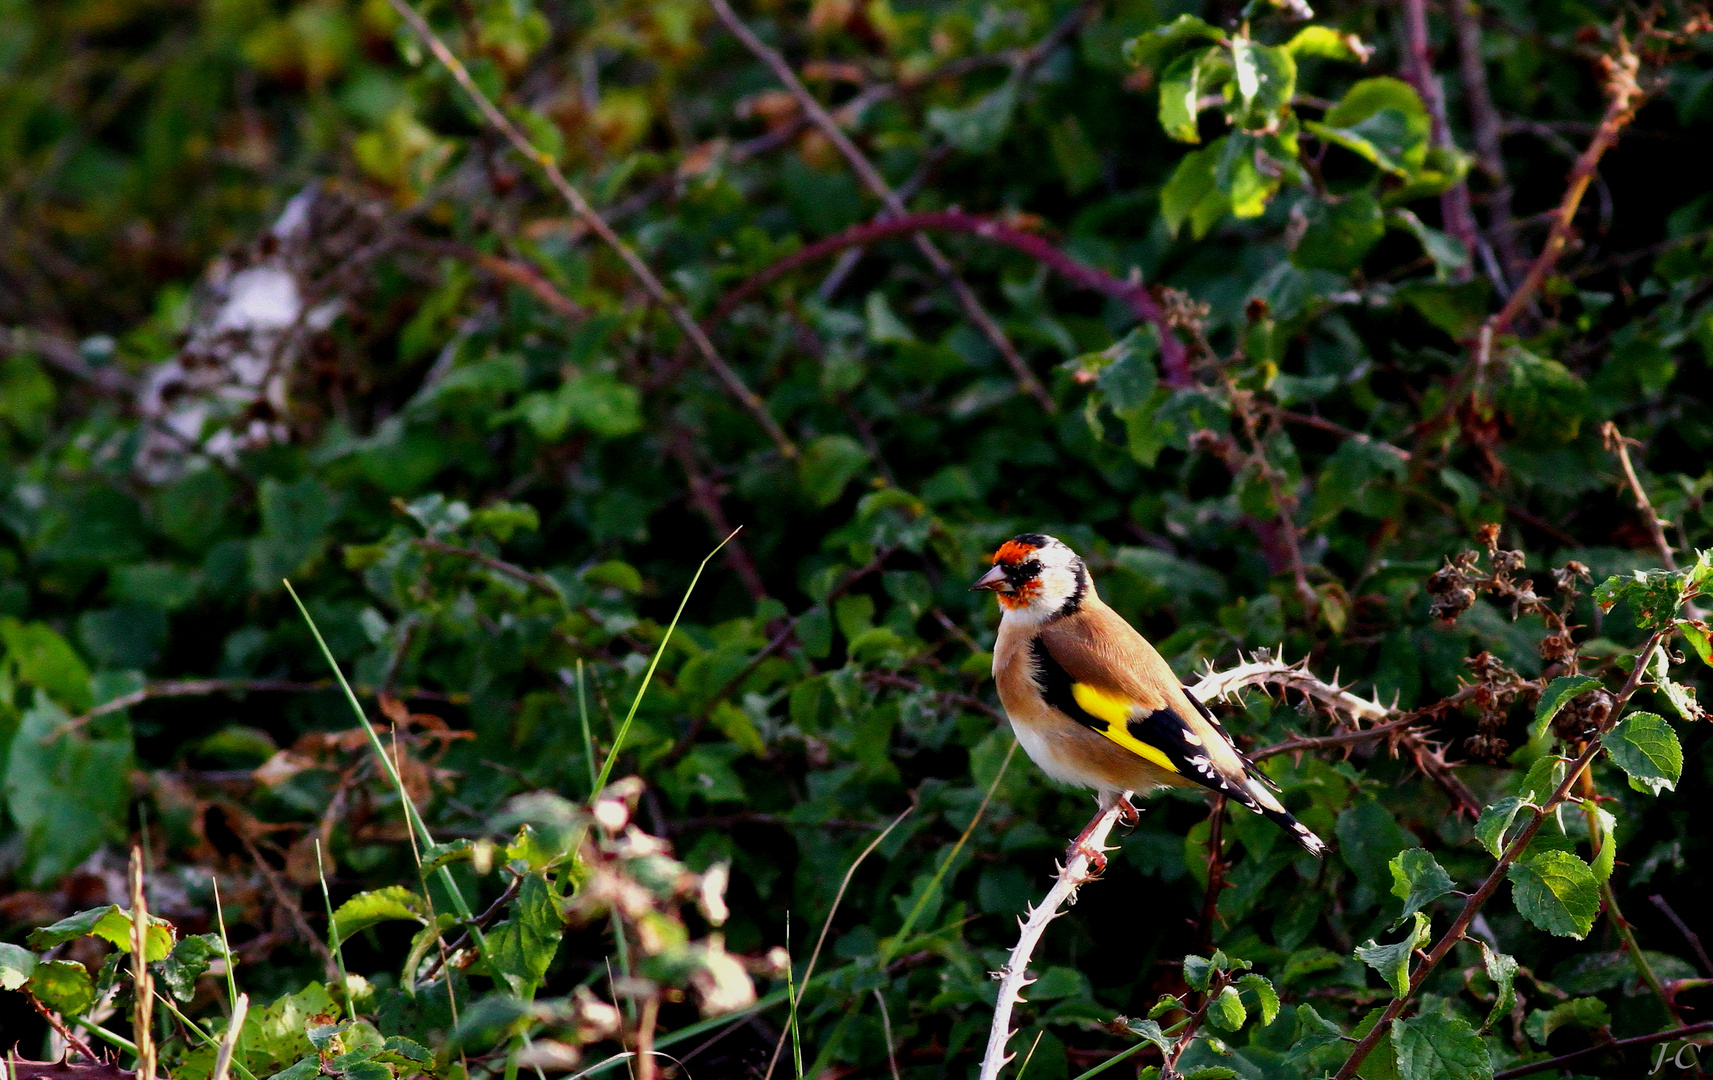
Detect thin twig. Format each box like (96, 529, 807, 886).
(978, 797, 1128, 1080)
(1488, 37, 1644, 335)
(383, 0, 795, 458)
(668, 427, 767, 601)
(1652, 895, 1713, 977)
(1449, 0, 1524, 282)
(873, 989, 903, 1080)
(1602, 421, 1702, 619)
(1492, 1019, 1713, 1079)
(707, 208, 1185, 383)
(1196, 797, 1228, 954)
(53, 677, 461, 740)
(1399, 0, 1479, 276)
(706, 0, 1053, 411)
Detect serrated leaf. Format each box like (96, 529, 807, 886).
(377, 1035, 434, 1066)
(1534, 675, 1602, 733)
(1476, 797, 1529, 859)
(1389, 848, 1454, 926)
(1508, 850, 1599, 939)
(1206, 984, 1247, 1031)
(1229, 40, 1295, 129)
(1183, 954, 1214, 992)
(1525, 996, 1609, 1045)
(159, 933, 223, 1003)
(1391, 1014, 1491, 1080)
(1605, 711, 1682, 795)
(1479, 942, 1518, 1033)
(1183, 1069, 1239, 1080)
(0, 942, 37, 990)
(420, 839, 477, 875)
(400, 913, 457, 991)
(485, 873, 563, 997)
(1580, 800, 1617, 884)
(1126, 1017, 1173, 1054)
(1291, 1002, 1345, 1054)
(1678, 619, 1713, 666)
(331, 887, 429, 944)
(28, 958, 95, 1014)
(1284, 25, 1369, 62)
(1520, 755, 1568, 804)
(1659, 678, 1704, 721)
(1148, 994, 1184, 1019)
(1356, 912, 1429, 997)
(1237, 973, 1279, 1026)
(1158, 47, 1223, 143)
(27, 905, 174, 961)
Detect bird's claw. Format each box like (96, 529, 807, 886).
(1115, 796, 1140, 828)
(1069, 840, 1108, 877)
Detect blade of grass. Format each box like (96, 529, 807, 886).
(211, 878, 240, 1014)
(284, 580, 479, 928)
(882, 740, 1016, 963)
(153, 991, 259, 1080)
(784, 914, 803, 1080)
(577, 660, 597, 791)
(591, 528, 739, 796)
(1016, 1030, 1046, 1079)
(1067, 1039, 1153, 1080)
(314, 839, 355, 1022)
(762, 798, 916, 1080)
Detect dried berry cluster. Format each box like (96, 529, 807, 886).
(1424, 525, 1594, 759)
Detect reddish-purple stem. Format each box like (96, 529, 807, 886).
(709, 209, 1192, 386)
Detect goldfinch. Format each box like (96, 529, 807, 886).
(973, 534, 1327, 866)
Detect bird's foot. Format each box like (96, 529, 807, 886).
(1115, 795, 1140, 828)
(1067, 839, 1109, 877)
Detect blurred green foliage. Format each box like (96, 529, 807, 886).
(3, 0, 1713, 1076)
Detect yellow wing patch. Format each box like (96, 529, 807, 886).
(1069, 682, 1181, 775)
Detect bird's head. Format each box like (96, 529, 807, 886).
(972, 533, 1089, 622)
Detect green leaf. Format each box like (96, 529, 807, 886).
(1206, 983, 1247, 1031)
(1183, 953, 1218, 991)
(1284, 26, 1369, 62)
(1125, 1017, 1173, 1055)
(1237, 973, 1279, 1026)
(1291, 1003, 1346, 1055)
(1123, 14, 1225, 70)
(377, 1036, 435, 1066)
(1476, 797, 1529, 859)
(249, 476, 339, 589)
(1157, 47, 1223, 143)
(797, 435, 870, 508)
(1293, 191, 1385, 272)
(1534, 675, 1603, 734)
(1355, 912, 1429, 996)
(1230, 39, 1295, 129)
(1183, 1069, 1239, 1080)
(1391, 1014, 1491, 1080)
(159, 933, 224, 1002)
(1479, 942, 1518, 1033)
(27, 904, 174, 961)
(1388, 208, 1470, 281)
(1593, 568, 1686, 628)
(1520, 755, 1568, 804)
(0, 942, 37, 990)
(1160, 143, 1232, 238)
(1525, 996, 1609, 1045)
(1658, 678, 1703, 722)
(28, 958, 96, 1015)
(420, 839, 478, 875)
(1605, 711, 1682, 795)
(1581, 799, 1617, 883)
(1306, 78, 1430, 176)
(518, 372, 644, 441)
(927, 79, 1018, 154)
(331, 887, 430, 944)
(1389, 848, 1454, 926)
(485, 873, 562, 997)
(1508, 850, 1599, 939)
(1678, 619, 1713, 666)
(400, 913, 457, 990)
(0, 618, 93, 712)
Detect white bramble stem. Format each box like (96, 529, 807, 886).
(977, 798, 1128, 1080)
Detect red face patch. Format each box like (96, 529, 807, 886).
(992, 539, 1039, 566)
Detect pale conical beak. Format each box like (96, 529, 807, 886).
(970, 565, 1010, 592)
